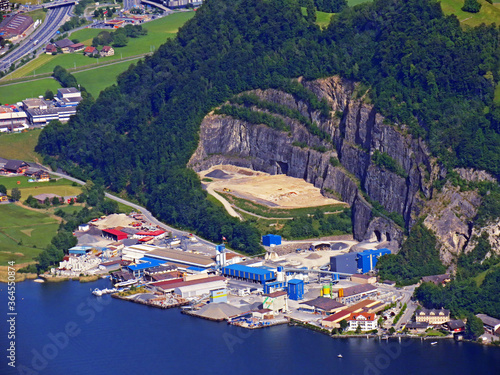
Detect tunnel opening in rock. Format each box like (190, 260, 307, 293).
(276, 161, 289, 175)
(386, 232, 391, 242)
(374, 230, 382, 242)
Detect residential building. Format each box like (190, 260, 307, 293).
(347, 312, 377, 332)
(476, 314, 500, 335)
(45, 44, 57, 54)
(33, 193, 62, 205)
(415, 308, 450, 325)
(25, 169, 50, 181)
(421, 274, 451, 286)
(336, 284, 378, 305)
(405, 321, 429, 334)
(69, 43, 85, 52)
(445, 320, 465, 333)
(54, 38, 74, 53)
(2, 160, 29, 174)
(84, 46, 98, 56)
(100, 45, 114, 57)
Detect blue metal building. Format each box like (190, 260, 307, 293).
(262, 234, 282, 246)
(221, 264, 275, 284)
(357, 248, 391, 273)
(330, 253, 359, 274)
(287, 279, 304, 300)
(127, 257, 166, 278)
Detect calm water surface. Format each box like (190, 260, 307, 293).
(1, 279, 499, 375)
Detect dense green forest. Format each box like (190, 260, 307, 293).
(36, 0, 500, 255)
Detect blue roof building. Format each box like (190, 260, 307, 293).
(127, 257, 166, 278)
(262, 234, 282, 246)
(222, 264, 275, 284)
(330, 253, 359, 274)
(357, 248, 391, 273)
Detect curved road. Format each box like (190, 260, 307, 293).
(48, 170, 218, 251)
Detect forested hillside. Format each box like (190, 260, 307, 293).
(36, 0, 500, 255)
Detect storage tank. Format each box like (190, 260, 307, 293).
(322, 285, 330, 296)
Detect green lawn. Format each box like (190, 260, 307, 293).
(316, 11, 334, 28)
(0, 129, 42, 162)
(347, 0, 372, 6)
(73, 59, 139, 97)
(7, 12, 196, 78)
(0, 78, 61, 104)
(25, 8, 47, 23)
(440, 0, 500, 27)
(0, 204, 59, 266)
(0, 176, 75, 191)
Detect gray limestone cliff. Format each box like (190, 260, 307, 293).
(188, 76, 486, 259)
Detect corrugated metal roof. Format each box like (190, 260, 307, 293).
(222, 264, 273, 276)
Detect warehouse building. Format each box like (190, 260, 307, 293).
(152, 276, 227, 298)
(300, 297, 346, 315)
(146, 247, 215, 269)
(287, 279, 304, 300)
(221, 264, 275, 284)
(262, 234, 281, 246)
(336, 284, 378, 305)
(127, 257, 166, 278)
(330, 253, 359, 274)
(0, 14, 34, 41)
(357, 248, 391, 273)
(102, 228, 128, 241)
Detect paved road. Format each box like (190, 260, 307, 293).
(47, 170, 219, 251)
(0, 5, 73, 72)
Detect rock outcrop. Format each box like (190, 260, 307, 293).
(188, 76, 483, 256)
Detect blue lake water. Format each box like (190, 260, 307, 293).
(1, 278, 499, 375)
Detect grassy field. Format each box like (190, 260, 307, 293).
(440, 0, 500, 27)
(25, 8, 47, 23)
(316, 11, 334, 28)
(0, 176, 75, 190)
(0, 78, 61, 104)
(348, 0, 372, 5)
(73, 59, 139, 97)
(6, 11, 196, 79)
(219, 191, 346, 218)
(17, 185, 82, 200)
(0, 129, 42, 162)
(0, 204, 59, 266)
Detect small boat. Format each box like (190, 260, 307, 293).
(338, 354, 343, 358)
(33, 279, 44, 283)
(92, 288, 103, 296)
(431, 342, 438, 346)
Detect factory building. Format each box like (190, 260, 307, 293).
(287, 279, 304, 300)
(221, 264, 275, 284)
(299, 297, 346, 315)
(262, 234, 281, 247)
(102, 228, 128, 241)
(330, 253, 359, 274)
(357, 248, 391, 273)
(210, 289, 228, 304)
(262, 290, 288, 313)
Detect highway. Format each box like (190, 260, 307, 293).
(0, 5, 73, 72)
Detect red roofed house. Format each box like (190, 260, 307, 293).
(84, 46, 98, 56)
(102, 228, 128, 241)
(69, 43, 85, 52)
(347, 312, 377, 332)
(134, 230, 166, 240)
(100, 46, 114, 57)
(46, 44, 57, 55)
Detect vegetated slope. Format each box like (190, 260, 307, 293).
(36, 0, 500, 255)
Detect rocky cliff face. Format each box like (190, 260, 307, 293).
(188, 76, 483, 257)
